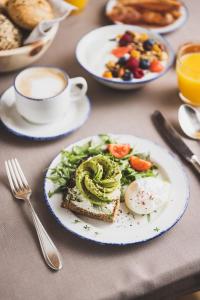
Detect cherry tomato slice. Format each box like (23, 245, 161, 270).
(130, 156, 152, 171)
(108, 144, 131, 158)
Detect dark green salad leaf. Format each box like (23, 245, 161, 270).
(48, 134, 158, 197)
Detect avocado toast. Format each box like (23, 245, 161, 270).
(62, 155, 121, 222)
(62, 187, 120, 222)
(48, 134, 157, 223)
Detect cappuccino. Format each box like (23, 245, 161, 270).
(15, 67, 67, 99)
(14, 67, 87, 124)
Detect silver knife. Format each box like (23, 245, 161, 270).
(152, 111, 200, 175)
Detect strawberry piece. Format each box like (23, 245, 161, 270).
(133, 68, 144, 79)
(119, 33, 133, 46)
(126, 57, 139, 70)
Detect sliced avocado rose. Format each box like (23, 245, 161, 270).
(76, 155, 121, 206)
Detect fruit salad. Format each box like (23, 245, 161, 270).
(102, 31, 168, 81)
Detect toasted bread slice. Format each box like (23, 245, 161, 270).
(62, 187, 120, 223)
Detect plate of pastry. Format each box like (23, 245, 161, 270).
(106, 0, 188, 34)
(44, 134, 189, 245)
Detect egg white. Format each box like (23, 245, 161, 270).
(125, 177, 170, 215)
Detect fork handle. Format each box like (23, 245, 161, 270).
(27, 200, 62, 271)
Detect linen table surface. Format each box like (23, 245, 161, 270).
(0, 1, 200, 299)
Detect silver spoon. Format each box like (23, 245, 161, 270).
(178, 104, 200, 140)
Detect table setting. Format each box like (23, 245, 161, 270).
(0, 0, 200, 299)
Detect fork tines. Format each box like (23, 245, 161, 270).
(5, 158, 29, 194)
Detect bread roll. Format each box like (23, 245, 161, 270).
(7, 0, 54, 30)
(0, 13, 22, 50)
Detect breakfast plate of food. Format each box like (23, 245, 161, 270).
(44, 134, 189, 245)
(106, 0, 188, 34)
(76, 25, 174, 90)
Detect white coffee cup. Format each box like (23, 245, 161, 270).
(14, 67, 88, 124)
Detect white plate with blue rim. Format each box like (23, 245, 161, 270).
(105, 0, 188, 35)
(44, 134, 189, 245)
(0, 86, 90, 141)
(76, 25, 175, 90)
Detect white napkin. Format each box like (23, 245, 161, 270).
(24, 0, 76, 44)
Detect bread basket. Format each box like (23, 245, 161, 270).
(0, 23, 58, 73)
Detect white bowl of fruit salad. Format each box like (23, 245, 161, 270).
(76, 25, 174, 90)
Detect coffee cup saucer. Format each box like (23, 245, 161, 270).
(0, 86, 90, 141)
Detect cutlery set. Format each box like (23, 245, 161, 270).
(152, 110, 200, 175)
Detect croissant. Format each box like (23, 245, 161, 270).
(107, 0, 182, 27)
(108, 4, 141, 24)
(119, 0, 181, 12)
(142, 11, 174, 26)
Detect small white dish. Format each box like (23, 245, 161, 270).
(0, 86, 90, 141)
(44, 134, 189, 245)
(76, 25, 174, 90)
(105, 0, 188, 35)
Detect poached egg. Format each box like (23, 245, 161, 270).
(125, 177, 170, 215)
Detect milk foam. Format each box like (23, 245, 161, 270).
(16, 68, 67, 99)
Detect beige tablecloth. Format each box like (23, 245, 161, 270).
(0, 1, 200, 299)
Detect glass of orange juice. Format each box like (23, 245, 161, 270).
(66, 0, 88, 12)
(176, 43, 200, 106)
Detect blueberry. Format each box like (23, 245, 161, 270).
(139, 59, 150, 70)
(143, 39, 155, 51)
(122, 70, 133, 81)
(118, 56, 127, 66)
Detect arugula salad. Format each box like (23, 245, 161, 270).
(48, 134, 158, 199)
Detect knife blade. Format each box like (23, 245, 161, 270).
(152, 110, 200, 175)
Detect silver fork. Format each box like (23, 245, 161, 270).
(5, 158, 62, 271)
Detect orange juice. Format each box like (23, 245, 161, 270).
(66, 0, 88, 12)
(176, 52, 200, 106)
